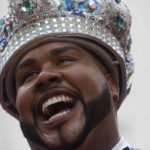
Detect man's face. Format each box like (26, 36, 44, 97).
(15, 42, 114, 150)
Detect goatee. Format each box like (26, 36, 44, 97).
(20, 83, 112, 150)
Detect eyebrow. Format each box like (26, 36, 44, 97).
(16, 58, 35, 73)
(49, 45, 79, 56)
(15, 45, 79, 73)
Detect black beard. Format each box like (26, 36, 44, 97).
(20, 83, 112, 150)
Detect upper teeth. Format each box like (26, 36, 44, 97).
(42, 95, 73, 114)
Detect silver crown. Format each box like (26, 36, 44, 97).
(0, 0, 134, 91)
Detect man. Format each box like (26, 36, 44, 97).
(0, 0, 139, 150)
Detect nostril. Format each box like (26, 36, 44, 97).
(37, 83, 44, 89)
(48, 77, 58, 82)
(36, 75, 61, 90)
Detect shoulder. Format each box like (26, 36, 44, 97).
(131, 148, 143, 150)
(124, 147, 143, 150)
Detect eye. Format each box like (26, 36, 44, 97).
(56, 57, 75, 65)
(22, 71, 39, 84)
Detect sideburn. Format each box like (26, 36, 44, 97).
(85, 83, 112, 131)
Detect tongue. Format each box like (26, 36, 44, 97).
(43, 102, 74, 120)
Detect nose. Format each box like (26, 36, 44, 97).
(34, 70, 63, 91)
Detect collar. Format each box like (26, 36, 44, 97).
(112, 137, 131, 150)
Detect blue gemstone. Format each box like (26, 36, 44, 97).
(126, 60, 130, 66)
(78, 1, 87, 12)
(0, 39, 6, 47)
(5, 26, 10, 37)
(18, 4, 22, 8)
(115, 0, 121, 3)
(74, 9, 82, 14)
(62, 0, 74, 11)
(116, 14, 125, 30)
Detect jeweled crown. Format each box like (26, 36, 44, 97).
(0, 0, 134, 90)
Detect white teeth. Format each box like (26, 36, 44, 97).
(66, 96, 70, 102)
(49, 110, 70, 121)
(62, 95, 66, 101)
(42, 95, 73, 114)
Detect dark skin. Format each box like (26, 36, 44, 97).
(15, 42, 119, 150)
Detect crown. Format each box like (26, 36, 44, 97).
(0, 0, 134, 91)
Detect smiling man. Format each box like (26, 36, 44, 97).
(0, 0, 138, 150)
(16, 41, 118, 150)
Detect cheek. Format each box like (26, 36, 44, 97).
(62, 65, 106, 102)
(16, 86, 35, 123)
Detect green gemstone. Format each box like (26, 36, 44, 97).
(21, 0, 35, 13)
(0, 20, 4, 31)
(0, 23, 2, 31)
(116, 14, 125, 30)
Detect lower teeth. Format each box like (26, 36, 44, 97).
(49, 110, 70, 121)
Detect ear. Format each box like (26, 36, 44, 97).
(105, 74, 119, 109)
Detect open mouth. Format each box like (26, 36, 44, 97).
(35, 88, 80, 128)
(42, 95, 75, 121)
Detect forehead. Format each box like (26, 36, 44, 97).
(16, 41, 107, 74)
(19, 41, 98, 63)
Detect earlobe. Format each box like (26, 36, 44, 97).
(105, 74, 119, 108)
